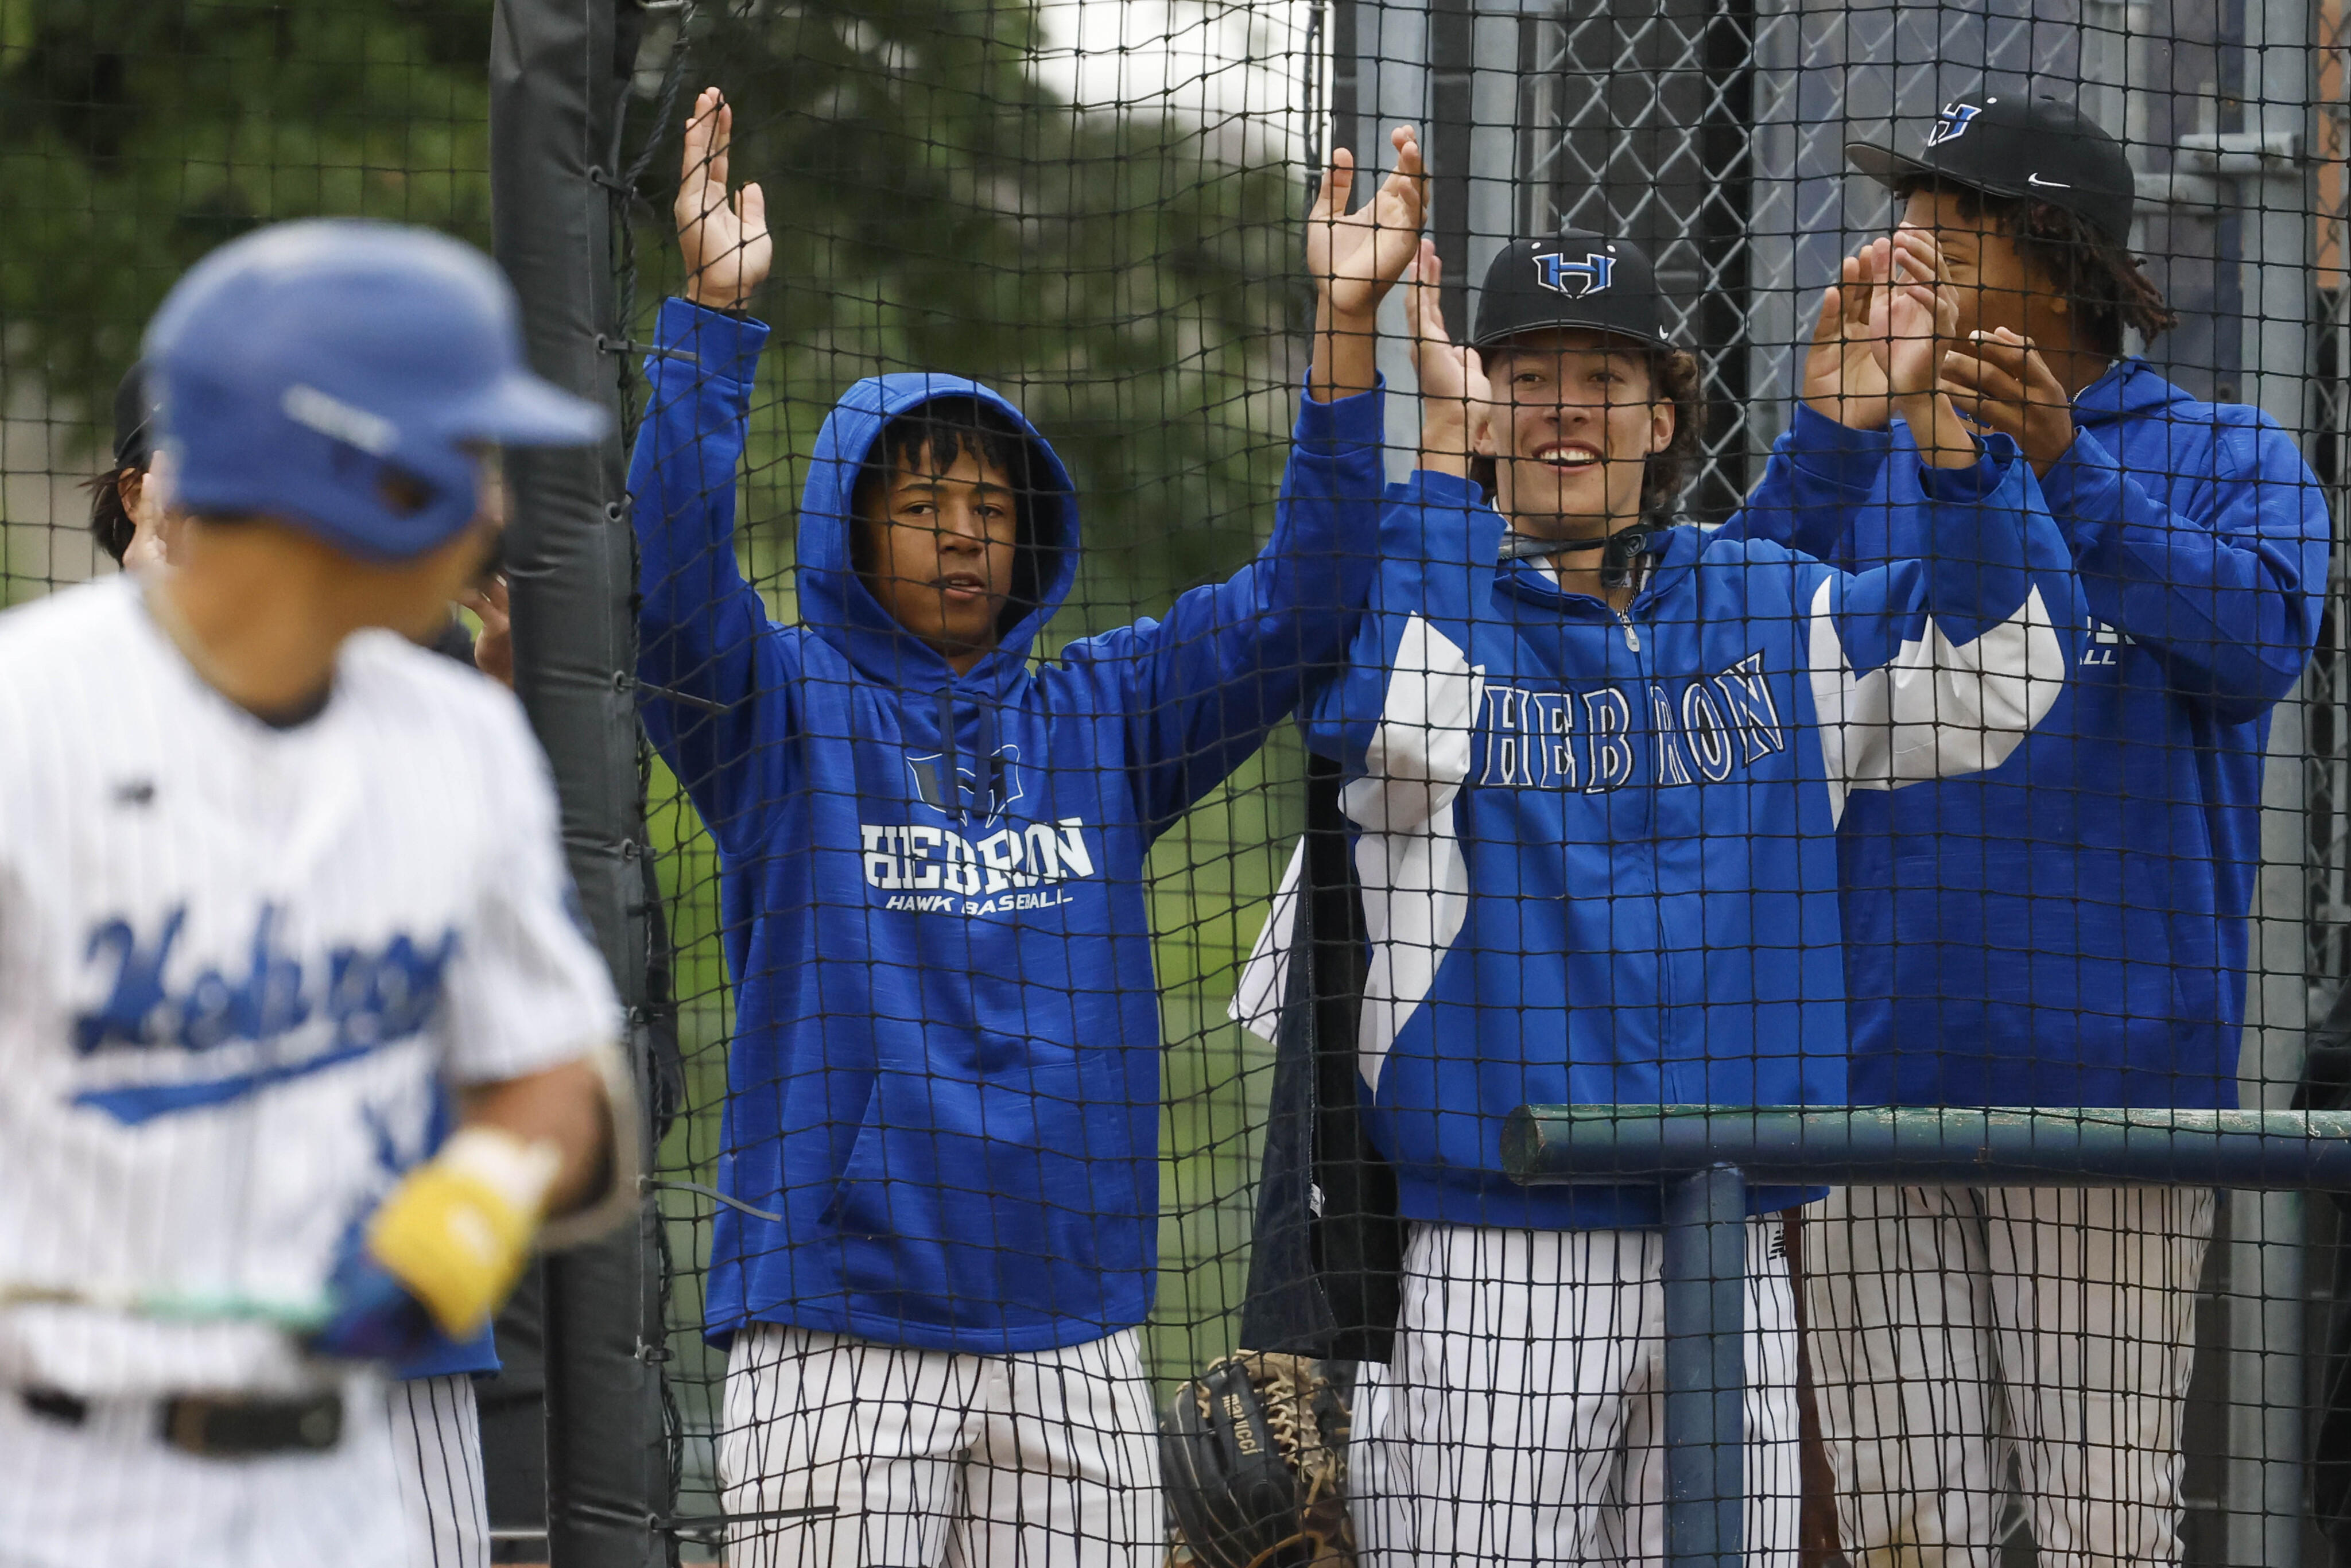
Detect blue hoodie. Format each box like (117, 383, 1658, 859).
(630, 298, 1383, 1353)
(1725, 363, 2329, 1109)
(1287, 434, 2081, 1229)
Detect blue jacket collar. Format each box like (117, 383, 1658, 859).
(1493, 522, 1701, 616)
(2072, 356, 2193, 427)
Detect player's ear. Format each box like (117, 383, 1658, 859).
(1649, 397, 1674, 457)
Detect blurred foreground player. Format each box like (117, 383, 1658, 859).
(1726, 96, 2330, 1564)
(0, 219, 637, 1568)
(83, 326, 537, 1568)
(1268, 223, 2082, 1565)
(633, 89, 1406, 1566)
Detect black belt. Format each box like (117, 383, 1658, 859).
(21, 1386, 343, 1457)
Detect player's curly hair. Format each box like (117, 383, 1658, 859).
(1469, 343, 1707, 520)
(1895, 177, 2178, 353)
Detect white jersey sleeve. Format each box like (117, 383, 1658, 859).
(438, 701, 619, 1085)
(0, 582, 621, 1398)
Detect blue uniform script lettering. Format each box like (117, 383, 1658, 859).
(70, 903, 461, 1123)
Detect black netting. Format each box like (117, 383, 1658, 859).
(4, 2, 2351, 1565)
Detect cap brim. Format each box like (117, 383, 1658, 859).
(441, 369, 610, 448)
(1844, 139, 1937, 192)
(1469, 322, 1675, 353)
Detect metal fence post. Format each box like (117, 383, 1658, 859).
(1662, 1165, 1747, 1568)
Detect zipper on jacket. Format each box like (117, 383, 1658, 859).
(1613, 607, 1640, 652)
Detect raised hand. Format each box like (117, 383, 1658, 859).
(1939, 327, 2076, 475)
(1306, 125, 1425, 402)
(676, 87, 771, 312)
(1405, 239, 1489, 475)
(1799, 238, 1893, 430)
(1307, 125, 1427, 320)
(1873, 226, 1973, 468)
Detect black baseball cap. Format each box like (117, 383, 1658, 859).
(111, 361, 153, 469)
(1846, 93, 2135, 243)
(1471, 229, 1679, 353)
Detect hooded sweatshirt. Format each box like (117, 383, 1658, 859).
(630, 298, 1383, 1353)
(1725, 363, 2330, 1109)
(1286, 433, 2080, 1230)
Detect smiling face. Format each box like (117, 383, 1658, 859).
(1476, 328, 1674, 538)
(855, 441, 1021, 672)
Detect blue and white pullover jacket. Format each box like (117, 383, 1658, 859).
(1726, 364, 2329, 1109)
(1294, 436, 2081, 1229)
(631, 298, 1383, 1353)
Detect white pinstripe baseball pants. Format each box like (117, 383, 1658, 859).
(0, 1368, 405, 1568)
(1351, 1217, 1804, 1568)
(717, 1324, 1161, 1568)
(1803, 1184, 2214, 1568)
(389, 1373, 490, 1568)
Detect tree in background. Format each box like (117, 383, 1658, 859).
(3, 0, 1305, 623)
(619, 0, 1305, 626)
(0, 2, 496, 448)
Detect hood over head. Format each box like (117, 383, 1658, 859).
(797, 372, 1079, 684)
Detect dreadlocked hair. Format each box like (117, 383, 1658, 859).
(1896, 177, 2178, 352)
(1468, 344, 1708, 520)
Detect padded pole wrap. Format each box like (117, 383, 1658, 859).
(490, 1, 664, 1561)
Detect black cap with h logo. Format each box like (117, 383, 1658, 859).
(1845, 94, 2137, 243)
(1471, 230, 1680, 353)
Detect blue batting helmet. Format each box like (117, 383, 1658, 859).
(143, 219, 607, 562)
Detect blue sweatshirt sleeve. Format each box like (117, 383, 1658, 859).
(2036, 413, 2327, 717)
(1299, 469, 1503, 798)
(1799, 434, 2086, 806)
(629, 297, 785, 853)
(1058, 380, 1386, 833)
(1714, 402, 1895, 569)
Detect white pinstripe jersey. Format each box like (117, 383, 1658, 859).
(0, 576, 617, 1398)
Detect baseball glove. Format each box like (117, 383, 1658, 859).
(1161, 1350, 1357, 1568)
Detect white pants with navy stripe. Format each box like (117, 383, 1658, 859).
(718, 1324, 1161, 1568)
(1804, 1185, 2214, 1568)
(1351, 1217, 1803, 1567)
(389, 1373, 489, 1568)
(0, 1368, 405, 1568)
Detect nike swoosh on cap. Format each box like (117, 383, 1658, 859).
(2027, 173, 2071, 188)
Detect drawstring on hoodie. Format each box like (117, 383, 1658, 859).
(933, 682, 1006, 824)
(975, 698, 1002, 822)
(934, 685, 963, 823)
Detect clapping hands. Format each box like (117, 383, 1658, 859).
(1306, 125, 1427, 401)
(1403, 239, 1490, 476)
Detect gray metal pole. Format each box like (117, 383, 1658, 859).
(488, 2, 664, 1562)
(2222, 4, 2319, 1557)
(1662, 1166, 1747, 1568)
(1504, 1105, 2351, 1188)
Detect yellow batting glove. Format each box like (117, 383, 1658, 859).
(366, 1127, 561, 1339)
